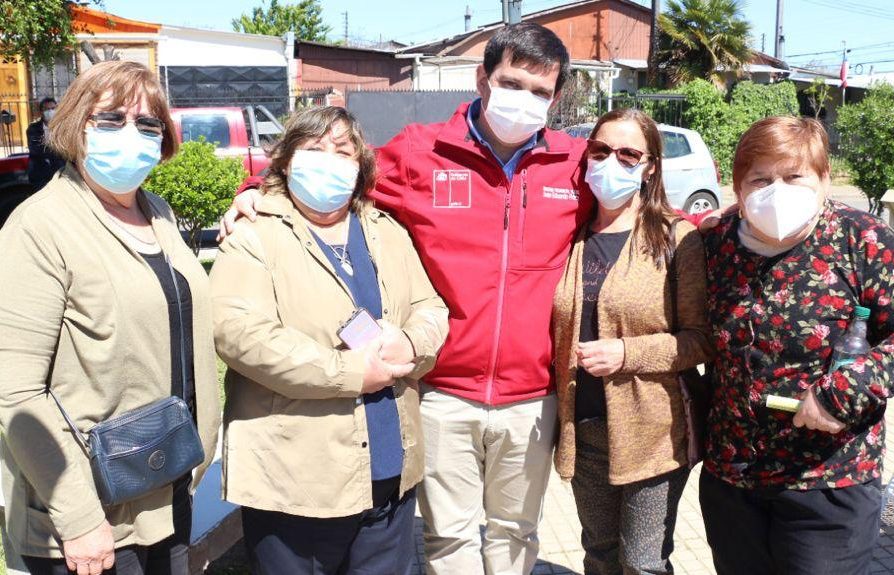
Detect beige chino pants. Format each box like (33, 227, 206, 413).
(418, 384, 558, 575)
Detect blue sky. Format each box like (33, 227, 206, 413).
(101, 0, 894, 74)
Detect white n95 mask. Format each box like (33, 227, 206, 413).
(483, 85, 551, 145)
(743, 182, 818, 241)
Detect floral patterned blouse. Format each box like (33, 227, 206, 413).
(702, 200, 893, 490)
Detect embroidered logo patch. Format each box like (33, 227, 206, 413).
(432, 169, 472, 208)
(543, 186, 578, 201)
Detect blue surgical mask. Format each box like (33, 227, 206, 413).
(84, 125, 162, 195)
(585, 155, 646, 210)
(288, 150, 359, 213)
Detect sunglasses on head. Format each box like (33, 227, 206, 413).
(89, 111, 165, 138)
(586, 139, 648, 168)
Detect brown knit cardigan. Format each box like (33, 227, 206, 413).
(552, 218, 713, 485)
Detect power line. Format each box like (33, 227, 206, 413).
(799, 0, 894, 21)
(788, 41, 894, 59)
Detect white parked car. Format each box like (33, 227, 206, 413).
(564, 122, 721, 214)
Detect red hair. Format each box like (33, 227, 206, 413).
(733, 116, 830, 192)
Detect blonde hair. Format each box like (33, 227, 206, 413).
(47, 60, 178, 165)
(733, 116, 830, 193)
(263, 106, 375, 211)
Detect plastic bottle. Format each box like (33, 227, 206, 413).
(829, 306, 871, 372)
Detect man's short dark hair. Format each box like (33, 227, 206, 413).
(39, 97, 56, 111)
(483, 23, 571, 94)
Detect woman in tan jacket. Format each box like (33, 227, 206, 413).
(210, 106, 448, 574)
(552, 108, 712, 575)
(0, 61, 220, 575)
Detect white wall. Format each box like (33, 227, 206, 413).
(158, 26, 287, 68)
(417, 63, 477, 91)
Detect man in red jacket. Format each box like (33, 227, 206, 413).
(221, 24, 590, 574)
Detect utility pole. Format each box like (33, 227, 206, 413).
(841, 40, 848, 104)
(502, 0, 509, 24)
(761, 33, 766, 54)
(465, 5, 472, 32)
(342, 12, 348, 44)
(774, 0, 785, 60)
(647, 0, 660, 86)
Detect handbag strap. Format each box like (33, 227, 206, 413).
(48, 388, 90, 456)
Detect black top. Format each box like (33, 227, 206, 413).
(575, 229, 630, 421)
(141, 251, 196, 409)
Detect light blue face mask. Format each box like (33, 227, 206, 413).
(84, 125, 162, 195)
(585, 155, 646, 210)
(288, 150, 359, 213)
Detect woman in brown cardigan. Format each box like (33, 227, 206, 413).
(552, 108, 712, 575)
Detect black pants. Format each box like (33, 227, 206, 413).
(23, 478, 192, 575)
(699, 470, 881, 575)
(242, 482, 416, 575)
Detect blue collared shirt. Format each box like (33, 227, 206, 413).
(466, 98, 538, 182)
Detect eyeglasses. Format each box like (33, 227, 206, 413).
(88, 112, 165, 138)
(586, 139, 649, 168)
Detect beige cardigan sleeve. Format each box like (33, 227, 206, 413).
(210, 222, 366, 400)
(0, 212, 106, 541)
(390, 221, 449, 380)
(620, 226, 714, 374)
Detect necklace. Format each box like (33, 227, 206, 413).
(108, 213, 158, 249)
(325, 222, 353, 276)
(328, 243, 354, 276)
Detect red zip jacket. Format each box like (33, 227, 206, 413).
(372, 103, 590, 405)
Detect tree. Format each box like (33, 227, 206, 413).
(0, 1, 118, 69)
(804, 77, 832, 120)
(232, 0, 330, 40)
(835, 83, 894, 216)
(142, 139, 248, 255)
(657, 0, 752, 87)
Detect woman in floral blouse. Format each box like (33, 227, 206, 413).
(700, 116, 891, 575)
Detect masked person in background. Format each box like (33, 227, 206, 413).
(220, 23, 590, 574)
(27, 97, 66, 190)
(552, 108, 712, 575)
(0, 60, 220, 575)
(699, 116, 894, 575)
(210, 106, 448, 575)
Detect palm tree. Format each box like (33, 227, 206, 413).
(658, 0, 752, 87)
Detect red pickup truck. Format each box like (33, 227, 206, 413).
(0, 105, 282, 226)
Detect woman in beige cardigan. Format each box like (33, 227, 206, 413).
(0, 61, 220, 575)
(553, 108, 712, 575)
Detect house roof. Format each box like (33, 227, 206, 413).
(70, 4, 161, 34)
(296, 39, 402, 55)
(401, 0, 649, 56)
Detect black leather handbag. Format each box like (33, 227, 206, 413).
(50, 256, 204, 506)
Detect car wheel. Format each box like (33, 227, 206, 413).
(684, 191, 718, 215)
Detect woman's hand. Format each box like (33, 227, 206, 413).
(377, 320, 415, 365)
(217, 188, 262, 241)
(793, 388, 845, 434)
(361, 338, 414, 394)
(62, 520, 115, 575)
(576, 339, 625, 377)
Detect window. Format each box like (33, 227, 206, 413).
(180, 114, 230, 148)
(661, 131, 692, 159)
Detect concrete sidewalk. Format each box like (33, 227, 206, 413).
(411, 408, 894, 575)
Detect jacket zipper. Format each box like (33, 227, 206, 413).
(485, 176, 514, 404)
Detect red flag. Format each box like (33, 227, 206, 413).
(840, 54, 849, 89)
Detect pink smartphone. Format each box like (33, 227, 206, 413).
(336, 308, 383, 350)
